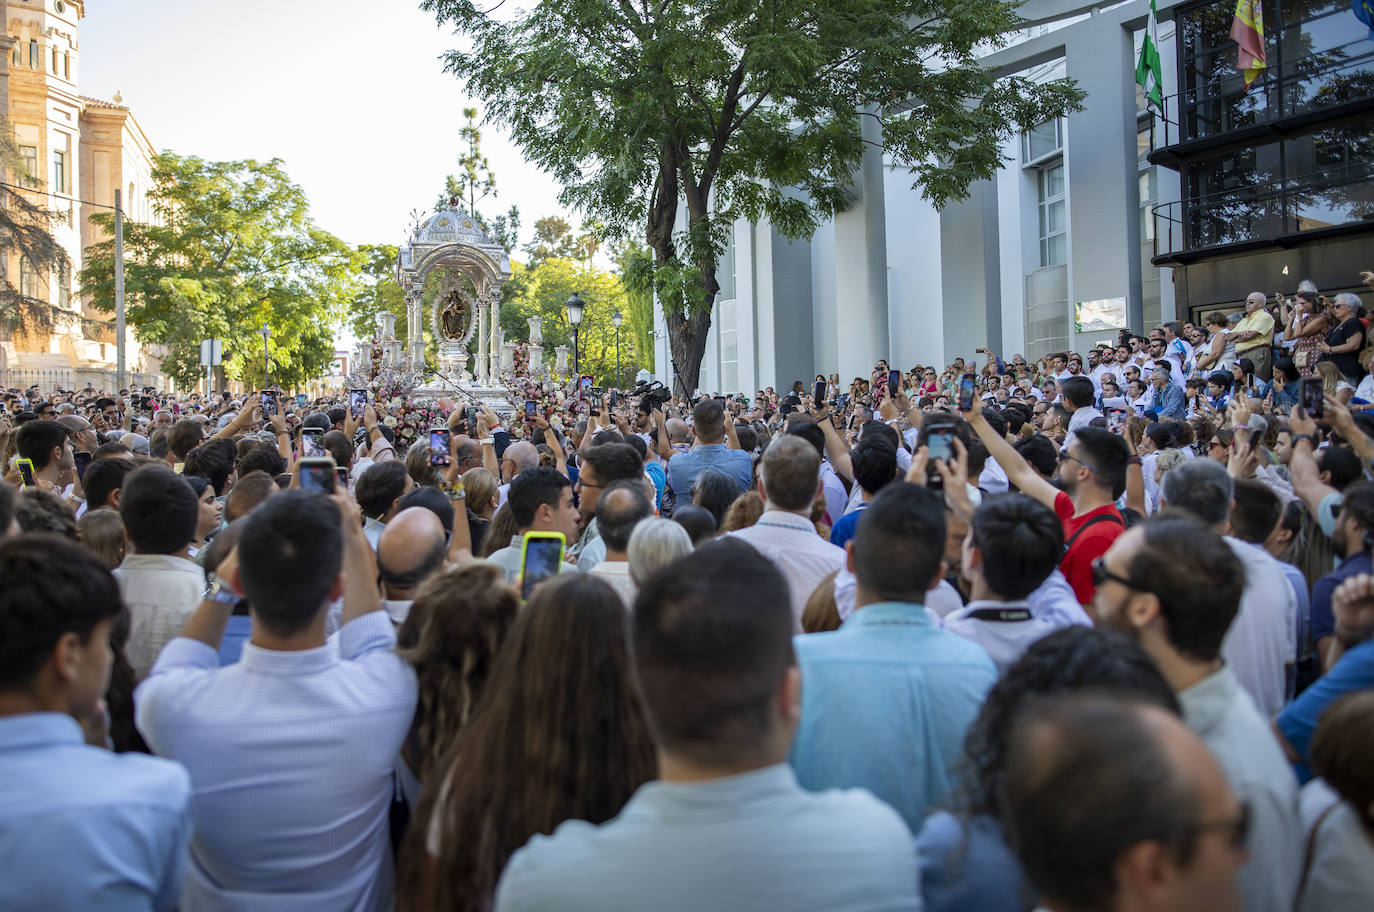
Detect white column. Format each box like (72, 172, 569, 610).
(489, 295, 501, 381)
(476, 300, 489, 384)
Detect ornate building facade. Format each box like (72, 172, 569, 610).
(1, 0, 162, 390)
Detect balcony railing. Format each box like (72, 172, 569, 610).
(1152, 40, 1374, 156)
(1150, 161, 1374, 263)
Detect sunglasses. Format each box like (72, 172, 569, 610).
(1091, 557, 1145, 592)
(1058, 448, 1100, 474)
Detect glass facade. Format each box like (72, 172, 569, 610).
(1038, 164, 1066, 267)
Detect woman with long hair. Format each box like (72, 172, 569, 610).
(397, 573, 656, 912)
(394, 563, 520, 806)
(460, 467, 500, 554)
(479, 502, 520, 559)
(692, 469, 738, 529)
(184, 475, 223, 556)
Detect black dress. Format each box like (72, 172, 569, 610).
(1322, 317, 1365, 381)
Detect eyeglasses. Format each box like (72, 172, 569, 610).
(1091, 557, 1146, 592)
(1187, 801, 1251, 852)
(1058, 448, 1099, 474)
(574, 478, 603, 491)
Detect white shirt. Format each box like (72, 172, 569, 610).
(381, 598, 412, 626)
(1298, 779, 1374, 912)
(587, 559, 638, 608)
(817, 461, 848, 527)
(113, 554, 206, 680)
(833, 568, 946, 626)
(941, 600, 1059, 675)
(729, 510, 845, 631)
(1221, 537, 1297, 721)
(135, 612, 418, 912)
(1063, 405, 1102, 449)
(1027, 569, 1093, 628)
(978, 457, 1009, 495)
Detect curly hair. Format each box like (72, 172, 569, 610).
(397, 572, 656, 912)
(394, 562, 519, 784)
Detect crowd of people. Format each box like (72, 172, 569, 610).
(2, 272, 1374, 911)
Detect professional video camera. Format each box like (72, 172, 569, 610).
(633, 379, 672, 412)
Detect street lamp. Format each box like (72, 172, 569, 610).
(565, 291, 585, 377)
(612, 309, 623, 390)
(260, 324, 272, 389)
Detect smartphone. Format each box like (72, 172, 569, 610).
(74, 451, 92, 481)
(429, 428, 452, 466)
(465, 405, 480, 428)
(349, 389, 367, 419)
(888, 369, 901, 397)
(580, 375, 593, 392)
(1106, 407, 1129, 435)
(300, 428, 325, 458)
(260, 390, 278, 418)
(813, 380, 826, 403)
(519, 531, 566, 600)
(1300, 377, 1324, 419)
(524, 400, 538, 420)
(297, 457, 336, 494)
(295, 393, 308, 408)
(608, 390, 618, 409)
(957, 373, 976, 411)
(334, 466, 349, 488)
(924, 427, 954, 490)
(16, 457, 35, 488)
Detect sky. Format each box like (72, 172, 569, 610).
(78, 0, 576, 250)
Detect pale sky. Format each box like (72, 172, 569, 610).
(79, 0, 575, 250)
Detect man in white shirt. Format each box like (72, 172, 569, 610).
(376, 507, 449, 626)
(729, 435, 846, 630)
(353, 460, 413, 550)
(943, 494, 1069, 674)
(1059, 377, 1102, 450)
(1160, 460, 1295, 719)
(136, 489, 418, 911)
(587, 481, 653, 607)
(1094, 515, 1300, 912)
(114, 465, 207, 680)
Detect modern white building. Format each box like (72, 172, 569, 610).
(655, 0, 1374, 394)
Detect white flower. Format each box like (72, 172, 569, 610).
(383, 416, 398, 428)
(389, 397, 403, 408)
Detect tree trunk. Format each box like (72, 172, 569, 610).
(664, 303, 712, 397)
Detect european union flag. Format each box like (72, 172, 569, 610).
(1357, 0, 1374, 40)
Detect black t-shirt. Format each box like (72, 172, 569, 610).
(1324, 318, 1364, 380)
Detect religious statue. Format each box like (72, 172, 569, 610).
(439, 291, 469, 340)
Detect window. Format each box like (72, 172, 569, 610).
(28, 39, 37, 69)
(51, 45, 57, 73)
(1023, 118, 1064, 164)
(18, 145, 38, 188)
(63, 51, 69, 79)
(56, 268, 70, 310)
(718, 297, 739, 394)
(52, 150, 65, 195)
(1037, 163, 1067, 267)
(19, 259, 38, 299)
(10, 41, 17, 67)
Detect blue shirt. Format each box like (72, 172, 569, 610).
(0, 712, 192, 911)
(666, 444, 753, 500)
(644, 460, 666, 511)
(218, 614, 253, 665)
(1310, 552, 1372, 643)
(828, 502, 867, 550)
(1278, 639, 1374, 783)
(135, 612, 418, 911)
(494, 764, 920, 912)
(1152, 381, 1187, 419)
(917, 811, 1029, 912)
(790, 601, 998, 832)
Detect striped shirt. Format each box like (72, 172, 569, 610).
(135, 611, 417, 911)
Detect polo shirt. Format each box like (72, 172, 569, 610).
(666, 444, 753, 499)
(1277, 639, 1374, 783)
(828, 502, 867, 550)
(1054, 491, 1124, 606)
(1309, 551, 1373, 644)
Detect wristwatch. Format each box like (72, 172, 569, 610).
(205, 576, 245, 608)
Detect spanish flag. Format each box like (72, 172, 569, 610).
(1230, 0, 1267, 87)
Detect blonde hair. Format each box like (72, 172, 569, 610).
(77, 507, 126, 570)
(719, 490, 764, 533)
(1315, 360, 1341, 397)
(461, 467, 499, 517)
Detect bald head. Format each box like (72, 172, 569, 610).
(501, 441, 539, 484)
(1246, 291, 1266, 312)
(666, 418, 690, 444)
(377, 506, 447, 596)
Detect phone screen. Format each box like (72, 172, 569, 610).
(260, 391, 278, 418)
(926, 428, 954, 464)
(429, 429, 452, 466)
(466, 406, 480, 428)
(349, 389, 367, 419)
(813, 380, 826, 403)
(1106, 408, 1129, 435)
(16, 458, 35, 487)
(301, 429, 325, 458)
(957, 374, 976, 411)
(520, 535, 565, 600)
(524, 400, 538, 419)
(888, 370, 901, 397)
(1301, 377, 1324, 419)
(580, 376, 593, 391)
(74, 451, 92, 481)
(334, 466, 349, 488)
(298, 460, 336, 493)
(608, 390, 618, 409)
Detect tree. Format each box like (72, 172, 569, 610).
(0, 117, 72, 337)
(349, 243, 407, 341)
(436, 107, 521, 254)
(523, 215, 578, 266)
(423, 0, 1085, 392)
(501, 256, 641, 387)
(81, 153, 361, 390)
(615, 241, 656, 373)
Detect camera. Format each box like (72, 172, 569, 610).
(633, 379, 671, 412)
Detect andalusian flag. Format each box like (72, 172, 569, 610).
(1136, 0, 1164, 111)
(1231, 0, 1267, 87)
(1355, 0, 1374, 41)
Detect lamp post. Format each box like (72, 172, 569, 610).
(260, 324, 272, 389)
(565, 291, 585, 377)
(612, 309, 623, 390)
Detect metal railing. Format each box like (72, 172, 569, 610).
(1, 368, 163, 395)
(1155, 41, 1374, 149)
(1150, 161, 1374, 259)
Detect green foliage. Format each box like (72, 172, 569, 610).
(80, 153, 361, 390)
(349, 243, 407, 342)
(501, 256, 640, 387)
(435, 107, 521, 254)
(615, 241, 656, 373)
(0, 117, 72, 335)
(422, 0, 1085, 390)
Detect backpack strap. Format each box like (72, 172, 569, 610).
(1064, 512, 1124, 553)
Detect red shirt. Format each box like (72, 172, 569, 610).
(1055, 491, 1125, 606)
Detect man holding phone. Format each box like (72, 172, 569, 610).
(13, 419, 76, 496)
